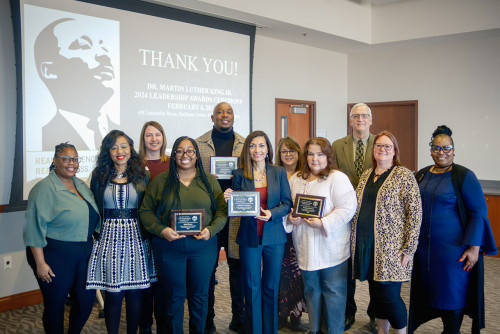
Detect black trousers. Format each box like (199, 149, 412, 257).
(26, 238, 95, 334)
(345, 260, 375, 319)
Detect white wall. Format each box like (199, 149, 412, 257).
(252, 35, 348, 145)
(372, 0, 500, 43)
(348, 32, 500, 180)
(162, 0, 372, 43)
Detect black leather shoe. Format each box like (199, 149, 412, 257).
(344, 316, 355, 331)
(229, 315, 244, 333)
(369, 317, 378, 333)
(139, 327, 152, 334)
(278, 316, 287, 329)
(289, 315, 301, 331)
(205, 320, 216, 334)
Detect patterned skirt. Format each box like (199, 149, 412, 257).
(86, 217, 156, 292)
(278, 233, 307, 317)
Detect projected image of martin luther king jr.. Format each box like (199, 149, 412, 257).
(35, 18, 118, 151)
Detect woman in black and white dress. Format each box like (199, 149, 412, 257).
(86, 130, 155, 334)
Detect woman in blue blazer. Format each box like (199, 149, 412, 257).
(224, 130, 292, 334)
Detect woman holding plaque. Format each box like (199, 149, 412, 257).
(284, 137, 357, 334)
(409, 125, 497, 334)
(138, 121, 169, 333)
(224, 130, 293, 334)
(275, 136, 307, 330)
(86, 130, 154, 334)
(23, 143, 99, 334)
(139, 136, 228, 333)
(350, 131, 422, 334)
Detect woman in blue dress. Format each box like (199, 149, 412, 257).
(409, 125, 497, 334)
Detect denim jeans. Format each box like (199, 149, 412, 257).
(302, 260, 348, 334)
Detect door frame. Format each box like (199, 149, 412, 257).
(275, 98, 316, 148)
(347, 100, 418, 171)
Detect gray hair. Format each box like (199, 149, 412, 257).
(349, 103, 372, 118)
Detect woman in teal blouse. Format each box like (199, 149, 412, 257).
(139, 136, 227, 333)
(23, 143, 100, 334)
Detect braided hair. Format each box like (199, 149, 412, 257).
(156, 136, 217, 218)
(49, 142, 77, 171)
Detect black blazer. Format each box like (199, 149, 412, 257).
(232, 164, 292, 247)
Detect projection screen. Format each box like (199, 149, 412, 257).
(9, 0, 254, 209)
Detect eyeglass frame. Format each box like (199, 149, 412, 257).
(280, 150, 297, 156)
(174, 149, 197, 158)
(429, 143, 454, 154)
(350, 114, 371, 120)
(57, 155, 81, 163)
(374, 143, 394, 151)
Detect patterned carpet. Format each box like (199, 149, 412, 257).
(1, 257, 499, 333)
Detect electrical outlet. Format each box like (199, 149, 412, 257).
(4, 256, 13, 269)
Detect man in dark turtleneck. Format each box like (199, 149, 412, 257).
(196, 102, 246, 334)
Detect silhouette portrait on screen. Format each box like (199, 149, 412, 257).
(35, 18, 117, 151)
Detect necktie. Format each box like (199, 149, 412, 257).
(354, 139, 364, 178)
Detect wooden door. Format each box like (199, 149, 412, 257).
(485, 195, 500, 258)
(275, 98, 316, 151)
(347, 101, 418, 172)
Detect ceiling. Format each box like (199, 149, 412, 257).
(141, 0, 500, 54)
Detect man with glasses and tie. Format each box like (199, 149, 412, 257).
(196, 102, 246, 334)
(331, 102, 377, 332)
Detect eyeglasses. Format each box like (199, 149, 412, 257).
(430, 143, 454, 153)
(175, 149, 196, 158)
(57, 156, 81, 163)
(281, 150, 296, 156)
(374, 143, 393, 151)
(350, 114, 371, 119)
(110, 144, 130, 151)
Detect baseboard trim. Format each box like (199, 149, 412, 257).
(0, 289, 42, 312)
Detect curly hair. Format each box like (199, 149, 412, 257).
(92, 130, 146, 186)
(156, 136, 217, 217)
(298, 137, 336, 180)
(49, 142, 77, 171)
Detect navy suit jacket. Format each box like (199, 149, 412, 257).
(232, 164, 292, 247)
